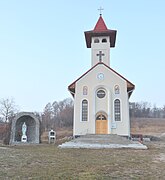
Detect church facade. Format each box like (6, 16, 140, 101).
(68, 15, 135, 137)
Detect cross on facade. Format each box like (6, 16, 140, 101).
(98, 6, 104, 15)
(97, 51, 105, 62)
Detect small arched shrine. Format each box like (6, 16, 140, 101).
(10, 112, 40, 144)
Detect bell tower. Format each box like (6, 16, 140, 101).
(84, 15, 117, 67)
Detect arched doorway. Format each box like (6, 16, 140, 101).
(96, 113, 108, 134)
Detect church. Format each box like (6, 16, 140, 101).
(68, 14, 135, 137)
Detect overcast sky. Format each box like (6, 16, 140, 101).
(0, 1, 165, 112)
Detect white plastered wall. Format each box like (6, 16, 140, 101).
(91, 36, 110, 67)
(73, 64, 130, 136)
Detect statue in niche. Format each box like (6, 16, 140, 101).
(22, 122, 27, 136)
(21, 122, 27, 142)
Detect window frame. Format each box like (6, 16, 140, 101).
(81, 99, 88, 122)
(83, 86, 88, 95)
(114, 99, 121, 121)
(102, 38, 107, 43)
(96, 89, 106, 99)
(96, 114, 107, 120)
(94, 38, 99, 43)
(114, 85, 120, 94)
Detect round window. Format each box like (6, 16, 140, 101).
(97, 89, 106, 98)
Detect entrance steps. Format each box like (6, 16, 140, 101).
(74, 134, 133, 145)
(59, 134, 148, 149)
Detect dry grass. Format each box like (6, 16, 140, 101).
(1, 119, 165, 179)
(0, 142, 165, 179)
(41, 127, 73, 144)
(131, 118, 165, 136)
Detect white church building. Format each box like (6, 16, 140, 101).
(68, 14, 135, 137)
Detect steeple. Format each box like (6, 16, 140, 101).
(84, 15, 117, 67)
(93, 15, 108, 32)
(84, 15, 117, 48)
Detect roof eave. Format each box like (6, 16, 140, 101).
(68, 85, 75, 97)
(68, 62, 135, 98)
(84, 30, 117, 48)
(127, 86, 135, 98)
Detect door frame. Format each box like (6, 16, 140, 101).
(95, 112, 108, 134)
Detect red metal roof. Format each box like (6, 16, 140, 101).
(84, 15, 117, 48)
(68, 62, 135, 98)
(94, 15, 108, 32)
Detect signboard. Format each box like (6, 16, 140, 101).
(111, 122, 117, 129)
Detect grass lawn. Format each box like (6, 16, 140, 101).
(1, 141, 165, 179)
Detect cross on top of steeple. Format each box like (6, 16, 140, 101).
(98, 6, 104, 16)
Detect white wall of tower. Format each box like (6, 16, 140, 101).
(91, 36, 110, 67)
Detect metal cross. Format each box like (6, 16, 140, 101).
(97, 51, 105, 62)
(98, 6, 104, 15)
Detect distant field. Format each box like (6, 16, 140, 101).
(131, 118, 165, 136)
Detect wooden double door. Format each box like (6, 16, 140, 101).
(96, 113, 108, 134)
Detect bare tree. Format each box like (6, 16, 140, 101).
(0, 98, 19, 144)
(0, 117, 3, 122)
(42, 103, 53, 131)
(41, 98, 74, 131)
(130, 101, 165, 118)
(0, 98, 18, 122)
(52, 98, 73, 128)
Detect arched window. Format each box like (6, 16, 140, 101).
(94, 38, 99, 43)
(82, 100, 88, 121)
(114, 85, 120, 94)
(114, 99, 121, 121)
(96, 114, 106, 120)
(102, 38, 107, 43)
(83, 86, 88, 95)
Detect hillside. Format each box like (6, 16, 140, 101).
(131, 118, 165, 136)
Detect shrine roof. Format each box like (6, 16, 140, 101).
(68, 62, 135, 98)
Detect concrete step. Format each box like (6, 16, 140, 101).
(73, 134, 134, 145)
(59, 134, 148, 149)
